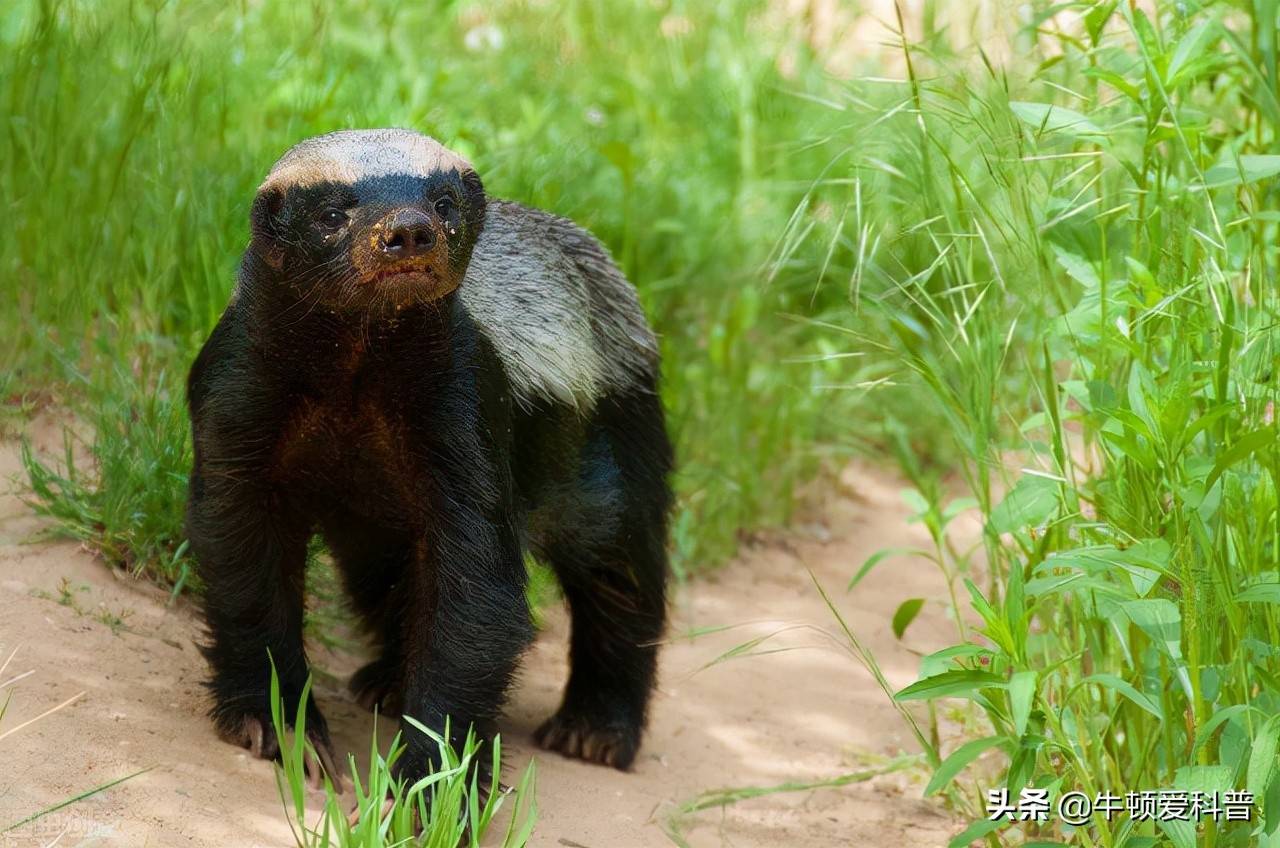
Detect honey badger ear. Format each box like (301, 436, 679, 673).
(250, 185, 285, 240)
(250, 186, 286, 268)
(461, 168, 486, 231)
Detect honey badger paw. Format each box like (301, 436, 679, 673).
(534, 709, 641, 770)
(216, 711, 345, 791)
(348, 657, 402, 716)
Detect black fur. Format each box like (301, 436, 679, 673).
(186, 151, 672, 786)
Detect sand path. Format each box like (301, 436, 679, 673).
(0, 431, 962, 847)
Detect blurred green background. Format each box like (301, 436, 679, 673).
(2, 0, 874, 582)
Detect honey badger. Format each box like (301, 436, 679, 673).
(186, 128, 672, 787)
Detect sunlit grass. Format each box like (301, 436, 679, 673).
(787, 1, 1280, 844)
(269, 667, 535, 848)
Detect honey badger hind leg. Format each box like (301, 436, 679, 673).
(534, 387, 672, 770)
(348, 655, 404, 717)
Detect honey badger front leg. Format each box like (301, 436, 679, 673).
(187, 454, 342, 789)
(392, 428, 533, 784)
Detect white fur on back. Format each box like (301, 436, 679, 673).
(461, 201, 658, 410)
(262, 129, 472, 190)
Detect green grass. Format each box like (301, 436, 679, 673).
(2, 0, 871, 582)
(269, 668, 535, 848)
(20, 360, 192, 588)
(777, 1, 1280, 845)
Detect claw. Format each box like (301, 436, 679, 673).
(535, 710, 639, 770)
(304, 731, 345, 793)
(354, 687, 381, 714)
(349, 659, 403, 717)
(218, 712, 344, 791)
(347, 796, 395, 829)
(248, 717, 267, 758)
(221, 714, 280, 761)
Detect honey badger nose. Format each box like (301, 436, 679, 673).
(378, 208, 436, 259)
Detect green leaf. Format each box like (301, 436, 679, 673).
(1206, 427, 1277, 490)
(1248, 715, 1280, 799)
(1236, 583, 1280, 605)
(1083, 673, 1164, 720)
(900, 487, 931, 518)
(1157, 818, 1196, 848)
(1051, 245, 1101, 288)
(964, 579, 1017, 655)
(1006, 557, 1027, 640)
(892, 598, 925, 640)
(1174, 764, 1234, 796)
(1039, 541, 1175, 596)
(924, 736, 1011, 797)
(1166, 20, 1220, 86)
(942, 497, 977, 518)
(1266, 767, 1280, 838)
(1121, 599, 1183, 661)
(948, 816, 1005, 848)
(1010, 101, 1107, 140)
(894, 670, 1007, 702)
(919, 644, 996, 679)
(1169, 765, 1235, 847)
(1009, 671, 1036, 736)
(1204, 155, 1280, 188)
(1083, 66, 1141, 103)
(1168, 767, 1235, 847)
(988, 474, 1060, 534)
(1024, 572, 1088, 598)
(1193, 704, 1255, 755)
(1118, 540, 1168, 597)
(849, 547, 929, 590)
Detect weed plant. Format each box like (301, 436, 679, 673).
(795, 2, 1280, 845)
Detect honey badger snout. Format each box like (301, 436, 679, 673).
(378, 208, 437, 260)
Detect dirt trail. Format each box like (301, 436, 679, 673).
(0, 429, 963, 847)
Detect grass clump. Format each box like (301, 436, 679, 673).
(790, 1, 1280, 844)
(269, 668, 535, 848)
(20, 359, 192, 589)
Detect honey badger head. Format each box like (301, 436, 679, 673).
(249, 129, 485, 312)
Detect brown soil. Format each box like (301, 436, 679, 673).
(0, 427, 964, 847)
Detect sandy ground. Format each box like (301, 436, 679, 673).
(0, 428, 966, 848)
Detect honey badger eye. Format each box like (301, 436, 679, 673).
(433, 195, 456, 218)
(318, 208, 348, 229)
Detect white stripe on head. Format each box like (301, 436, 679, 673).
(261, 129, 472, 190)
